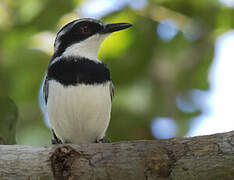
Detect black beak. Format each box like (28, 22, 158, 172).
(100, 23, 132, 34)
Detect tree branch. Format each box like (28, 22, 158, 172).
(1, 131, 234, 180)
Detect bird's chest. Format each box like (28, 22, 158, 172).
(47, 80, 111, 143)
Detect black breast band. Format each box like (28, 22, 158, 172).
(47, 56, 111, 86)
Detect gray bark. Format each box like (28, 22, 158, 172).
(1, 131, 234, 180)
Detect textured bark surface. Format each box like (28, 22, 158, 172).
(1, 131, 234, 180)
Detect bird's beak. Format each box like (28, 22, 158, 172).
(100, 23, 132, 34)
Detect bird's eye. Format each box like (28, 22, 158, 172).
(80, 26, 90, 35)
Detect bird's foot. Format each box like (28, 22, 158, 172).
(51, 138, 62, 144)
(51, 129, 63, 144)
(96, 137, 111, 143)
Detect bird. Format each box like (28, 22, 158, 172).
(42, 18, 132, 144)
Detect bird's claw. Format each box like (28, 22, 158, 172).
(96, 137, 111, 143)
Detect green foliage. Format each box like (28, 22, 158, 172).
(0, 0, 233, 145)
(0, 97, 18, 144)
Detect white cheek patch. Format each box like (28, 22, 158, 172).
(62, 34, 109, 61)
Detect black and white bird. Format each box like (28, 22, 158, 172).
(42, 18, 131, 144)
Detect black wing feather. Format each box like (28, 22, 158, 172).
(43, 75, 49, 104)
(110, 81, 114, 101)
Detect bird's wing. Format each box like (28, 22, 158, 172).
(43, 75, 49, 104)
(110, 81, 114, 102)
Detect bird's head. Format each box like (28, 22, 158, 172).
(53, 18, 132, 60)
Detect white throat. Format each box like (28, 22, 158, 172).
(62, 34, 108, 61)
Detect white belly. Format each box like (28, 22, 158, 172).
(46, 80, 111, 144)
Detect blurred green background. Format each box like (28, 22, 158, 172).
(0, 0, 234, 145)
